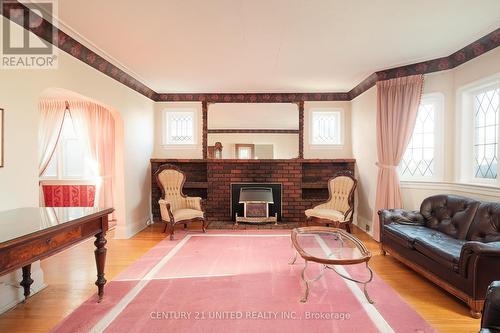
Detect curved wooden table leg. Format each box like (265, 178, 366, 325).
(20, 264, 34, 302)
(94, 231, 107, 302)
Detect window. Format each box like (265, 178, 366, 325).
(310, 109, 343, 145)
(399, 94, 443, 180)
(472, 86, 499, 180)
(162, 109, 197, 145)
(42, 112, 93, 179)
(235, 144, 255, 159)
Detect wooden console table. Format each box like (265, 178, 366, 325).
(0, 207, 113, 302)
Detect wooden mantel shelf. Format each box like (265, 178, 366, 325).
(150, 158, 356, 164)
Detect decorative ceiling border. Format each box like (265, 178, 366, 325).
(156, 92, 349, 103)
(2, 1, 499, 102)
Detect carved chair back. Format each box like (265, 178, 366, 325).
(156, 164, 187, 212)
(320, 173, 357, 220)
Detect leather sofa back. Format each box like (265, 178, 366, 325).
(467, 202, 500, 243)
(420, 195, 480, 239)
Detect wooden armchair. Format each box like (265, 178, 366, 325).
(305, 172, 357, 233)
(155, 164, 207, 240)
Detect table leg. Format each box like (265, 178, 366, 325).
(289, 242, 298, 265)
(20, 264, 34, 301)
(300, 260, 310, 303)
(299, 261, 326, 303)
(326, 262, 375, 304)
(94, 231, 107, 302)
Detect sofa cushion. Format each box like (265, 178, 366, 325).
(413, 233, 466, 271)
(420, 195, 480, 239)
(467, 202, 500, 242)
(383, 224, 437, 248)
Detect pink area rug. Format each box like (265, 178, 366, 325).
(51, 230, 436, 333)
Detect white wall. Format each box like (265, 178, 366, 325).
(351, 87, 378, 231)
(153, 102, 203, 159)
(0, 16, 155, 312)
(304, 101, 353, 159)
(0, 46, 155, 237)
(351, 47, 500, 233)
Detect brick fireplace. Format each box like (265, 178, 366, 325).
(150, 159, 355, 224)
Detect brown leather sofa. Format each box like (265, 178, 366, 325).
(481, 281, 500, 333)
(379, 195, 500, 318)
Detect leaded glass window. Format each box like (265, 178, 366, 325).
(164, 110, 196, 145)
(399, 96, 441, 178)
(311, 110, 341, 145)
(473, 87, 499, 179)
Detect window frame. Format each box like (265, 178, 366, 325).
(161, 108, 198, 148)
(459, 76, 500, 186)
(398, 92, 444, 182)
(308, 108, 344, 148)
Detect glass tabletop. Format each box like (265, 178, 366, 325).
(291, 227, 371, 264)
(0, 207, 112, 244)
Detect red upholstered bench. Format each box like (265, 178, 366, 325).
(42, 185, 96, 207)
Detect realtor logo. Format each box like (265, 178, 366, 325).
(1, 0, 58, 69)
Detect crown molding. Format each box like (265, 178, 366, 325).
(2, 1, 499, 103)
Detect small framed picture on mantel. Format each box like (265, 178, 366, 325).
(0, 108, 3, 167)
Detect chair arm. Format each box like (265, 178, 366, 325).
(481, 281, 500, 332)
(158, 199, 174, 222)
(185, 196, 202, 211)
(378, 209, 425, 226)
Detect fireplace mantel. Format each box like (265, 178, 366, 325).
(150, 158, 355, 163)
(150, 158, 355, 224)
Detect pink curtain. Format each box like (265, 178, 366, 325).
(68, 101, 115, 215)
(372, 75, 424, 241)
(38, 99, 67, 206)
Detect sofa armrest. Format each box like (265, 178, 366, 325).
(378, 209, 425, 226)
(459, 242, 500, 299)
(459, 242, 500, 274)
(481, 281, 500, 332)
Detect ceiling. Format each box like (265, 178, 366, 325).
(56, 0, 500, 93)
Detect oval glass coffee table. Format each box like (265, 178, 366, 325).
(290, 226, 374, 303)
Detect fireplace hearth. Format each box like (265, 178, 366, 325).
(231, 184, 281, 224)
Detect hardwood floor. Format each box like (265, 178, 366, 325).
(0, 224, 481, 333)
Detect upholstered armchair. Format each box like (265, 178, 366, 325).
(155, 164, 207, 240)
(305, 172, 357, 233)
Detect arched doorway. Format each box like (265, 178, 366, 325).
(38, 88, 126, 231)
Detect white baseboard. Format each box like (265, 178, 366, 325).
(0, 262, 46, 314)
(114, 216, 150, 239)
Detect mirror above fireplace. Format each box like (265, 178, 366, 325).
(207, 103, 299, 159)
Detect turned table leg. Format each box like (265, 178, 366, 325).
(94, 231, 107, 302)
(20, 264, 34, 301)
